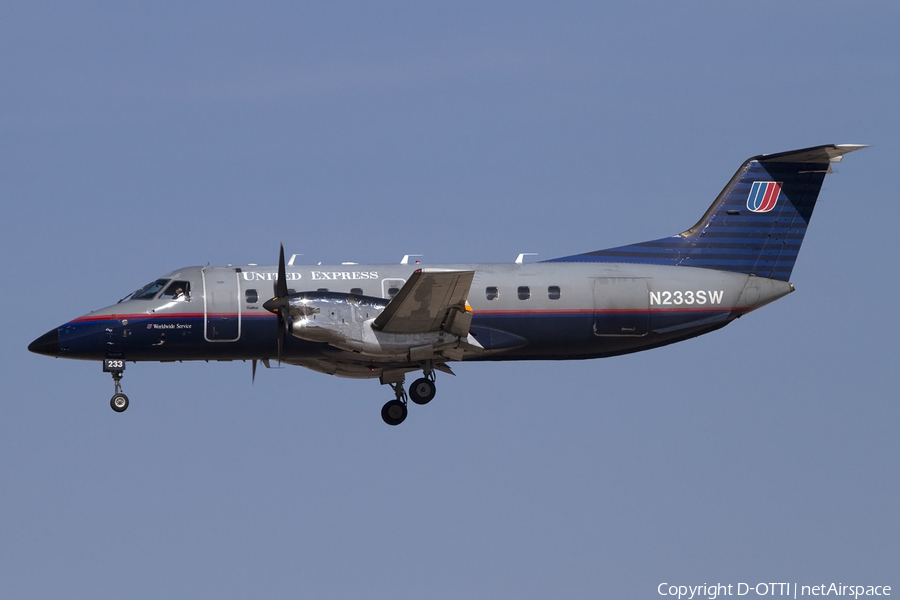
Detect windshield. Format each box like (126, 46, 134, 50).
(131, 279, 171, 300)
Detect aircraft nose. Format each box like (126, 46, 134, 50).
(28, 328, 60, 357)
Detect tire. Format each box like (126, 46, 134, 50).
(409, 378, 436, 405)
(381, 399, 408, 426)
(110, 393, 129, 413)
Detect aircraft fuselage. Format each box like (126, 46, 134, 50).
(39, 261, 791, 378)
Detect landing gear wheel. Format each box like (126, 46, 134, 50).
(110, 393, 129, 413)
(409, 377, 436, 405)
(381, 399, 408, 426)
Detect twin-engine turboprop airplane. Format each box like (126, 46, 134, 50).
(29, 144, 864, 425)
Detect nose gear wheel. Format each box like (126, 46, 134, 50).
(110, 393, 129, 412)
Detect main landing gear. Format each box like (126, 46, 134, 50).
(380, 367, 437, 426)
(103, 359, 129, 413)
(381, 383, 408, 426)
(409, 376, 436, 405)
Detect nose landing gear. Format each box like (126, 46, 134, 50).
(104, 359, 129, 413)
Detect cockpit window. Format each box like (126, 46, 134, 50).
(161, 281, 191, 301)
(132, 279, 170, 300)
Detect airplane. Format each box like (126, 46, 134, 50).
(29, 144, 864, 425)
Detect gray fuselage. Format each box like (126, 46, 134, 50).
(48, 260, 792, 380)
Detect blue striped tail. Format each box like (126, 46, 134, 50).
(547, 144, 865, 281)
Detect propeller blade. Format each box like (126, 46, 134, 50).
(275, 243, 288, 298)
(252, 359, 257, 384)
(263, 293, 288, 365)
(262, 244, 292, 366)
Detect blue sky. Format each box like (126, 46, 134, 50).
(2, 2, 898, 598)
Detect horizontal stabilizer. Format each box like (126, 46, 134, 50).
(757, 144, 866, 164)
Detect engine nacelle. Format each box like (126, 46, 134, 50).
(284, 292, 363, 346)
(284, 292, 480, 362)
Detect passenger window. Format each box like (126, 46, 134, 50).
(245, 289, 259, 304)
(486, 286, 499, 301)
(517, 286, 531, 300)
(350, 287, 363, 295)
(161, 281, 191, 301)
(548, 286, 561, 300)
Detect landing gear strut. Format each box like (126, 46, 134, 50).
(104, 359, 129, 413)
(381, 382, 408, 426)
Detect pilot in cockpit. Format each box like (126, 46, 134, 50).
(162, 281, 190, 301)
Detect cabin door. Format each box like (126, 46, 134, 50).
(202, 267, 242, 342)
(592, 277, 649, 337)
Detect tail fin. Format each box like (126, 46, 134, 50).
(548, 144, 865, 281)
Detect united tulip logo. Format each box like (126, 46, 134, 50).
(747, 181, 782, 213)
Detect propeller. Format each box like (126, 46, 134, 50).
(251, 358, 273, 384)
(262, 244, 292, 364)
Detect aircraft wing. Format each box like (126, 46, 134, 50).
(373, 269, 475, 335)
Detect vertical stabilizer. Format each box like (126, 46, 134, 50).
(548, 144, 865, 281)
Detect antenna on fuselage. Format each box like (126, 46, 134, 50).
(401, 254, 423, 265)
(515, 253, 537, 264)
(288, 254, 301, 266)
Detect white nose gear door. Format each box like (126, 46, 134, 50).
(202, 267, 242, 342)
